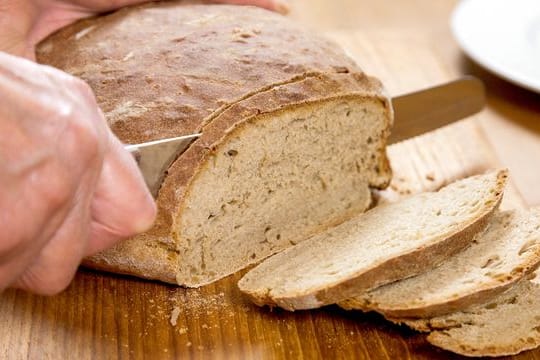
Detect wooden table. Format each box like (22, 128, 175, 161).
(1, 1, 540, 359)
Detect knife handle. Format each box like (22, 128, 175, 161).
(389, 76, 486, 144)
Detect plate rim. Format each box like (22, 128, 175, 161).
(451, 0, 540, 93)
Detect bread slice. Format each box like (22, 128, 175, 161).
(238, 170, 507, 310)
(340, 208, 540, 317)
(391, 271, 540, 357)
(37, 3, 392, 285)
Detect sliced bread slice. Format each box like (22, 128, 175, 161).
(391, 271, 540, 357)
(340, 208, 540, 317)
(238, 170, 507, 310)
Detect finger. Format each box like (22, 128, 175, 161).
(11, 188, 92, 295)
(0, 198, 70, 291)
(0, 154, 82, 289)
(0, 52, 72, 92)
(0, 56, 103, 153)
(0, 166, 74, 267)
(84, 132, 156, 256)
(7, 125, 102, 294)
(211, 0, 289, 14)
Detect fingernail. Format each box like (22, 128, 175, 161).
(274, 0, 290, 15)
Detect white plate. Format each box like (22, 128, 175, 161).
(452, 0, 540, 93)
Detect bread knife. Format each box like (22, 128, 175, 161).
(125, 134, 201, 197)
(125, 76, 485, 197)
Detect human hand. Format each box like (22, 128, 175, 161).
(0, 52, 156, 294)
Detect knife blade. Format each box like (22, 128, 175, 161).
(125, 76, 485, 197)
(125, 134, 201, 197)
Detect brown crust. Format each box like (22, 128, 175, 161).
(37, 3, 391, 283)
(80, 230, 178, 283)
(372, 253, 540, 318)
(36, 3, 363, 144)
(343, 207, 540, 318)
(241, 170, 508, 310)
(427, 332, 540, 357)
(388, 313, 540, 356)
(404, 276, 540, 357)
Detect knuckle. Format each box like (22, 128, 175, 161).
(40, 77, 105, 166)
(69, 76, 98, 105)
(31, 98, 102, 162)
(72, 77, 93, 97)
(38, 162, 74, 209)
(43, 64, 92, 96)
(64, 115, 104, 166)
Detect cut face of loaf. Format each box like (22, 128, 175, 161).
(36, 2, 393, 285)
(393, 271, 540, 357)
(238, 170, 507, 311)
(175, 97, 390, 286)
(341, 208, 540, 317)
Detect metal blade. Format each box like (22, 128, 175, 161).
(125, 133, 201, 197)
(125, 77, 484, 197)
(388, 76, 485, 144)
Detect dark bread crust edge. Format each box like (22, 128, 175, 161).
(395, 275, 540, 357)
(368, 250, 540, 318)
(239, 170, 508, 310)
(341, 208, 540, 318)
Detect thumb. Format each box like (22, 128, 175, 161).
(85, 132, 156, 256)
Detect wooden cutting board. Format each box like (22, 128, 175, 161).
(1, 1, 538, 359)
(0, 125, 525, 360)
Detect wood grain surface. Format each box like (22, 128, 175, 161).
(2, 0, 540, 359)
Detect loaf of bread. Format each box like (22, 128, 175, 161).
(238, 170, 507, 310)
(391, 270, 540, 357)
(341, 208, 540, 317)
(36, 2, 392, 286)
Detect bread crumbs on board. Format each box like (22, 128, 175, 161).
(170, 306, 181, 326)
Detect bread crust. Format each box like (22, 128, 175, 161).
(342, 208, 540, 318)
(37, 2, 392, 283)
(366, 254, 540, 319)
(391, 273, 540, 357)
(239, 170, 507, 310)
